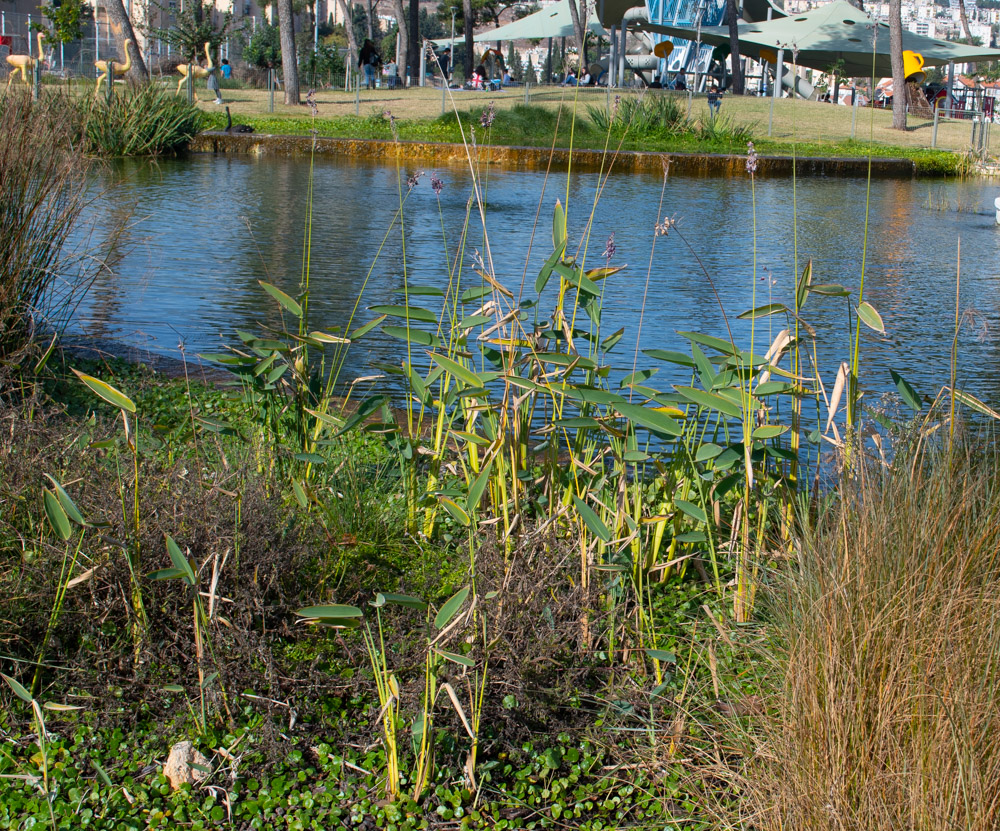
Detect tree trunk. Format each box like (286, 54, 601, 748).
(889, 0, 906, 129)
(462, 0, 474, 77)
(391, 0, 409, 82)
(726, 0, 743, 94)
(337, 0, 359, 74)
(277, 0, 300, 104)
(103, 0, 148, 83)
(957, 0, 976, 72)
(366, 0, 375, 39)
(407, 0, 419, 84)
(566, 0, 587, 72)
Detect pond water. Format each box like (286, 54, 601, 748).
(75, 153, 1000, 410)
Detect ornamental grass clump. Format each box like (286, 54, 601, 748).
(81, 84, 204, 157)
(718, 437, 1000, 830)
(0, 91, 91, 390)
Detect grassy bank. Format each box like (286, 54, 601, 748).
(201, 100, 963, 176)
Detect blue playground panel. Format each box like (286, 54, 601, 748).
(645, 0, 727, 79)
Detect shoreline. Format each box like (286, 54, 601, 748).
(190, 131, 919, 178)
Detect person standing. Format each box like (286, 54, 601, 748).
(359, 39, 382, 90)
(207, 60, 223, 105)
(221, 58, 231, 80)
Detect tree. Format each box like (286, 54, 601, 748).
(334, 0, 359, 72)
(149, 0, 236, 63)
(277, 0, 301, 103)
(725, 0, 744, 94)
(390, 0, 409, 80)
(243, 23, 282, 69)
(956, 0, 976, 72)
(566, 0, 587, 71)
(103, 0, 148, 82)
(507, 40, 522, 81)
(889, 0, 906, 129)
(408, 0, 419, 84)
(42, 0, 91, 44)
(462, 0, 474, 76)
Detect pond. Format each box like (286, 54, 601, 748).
(75, 153, 1000, 411)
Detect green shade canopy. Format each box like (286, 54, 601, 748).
(634, 0, 1000, 77)
(430, 1, 606, 47)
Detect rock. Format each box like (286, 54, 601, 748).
(163, 740, 210, 790)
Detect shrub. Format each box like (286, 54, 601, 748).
(81, 84, 204, 157)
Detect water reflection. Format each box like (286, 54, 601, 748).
(74, 154, 1000, 405)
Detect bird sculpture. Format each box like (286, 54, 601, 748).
(5, 31, 45, 91)
(175, 41, 213, 100)
(224, 106, 254, 134)
(94, 39, 133, 97)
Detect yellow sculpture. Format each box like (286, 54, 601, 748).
(902, 50, 926, 84)
(95, 39, 133, 96)
(175, 41, 213, 100)
(5, 31, 45, 91)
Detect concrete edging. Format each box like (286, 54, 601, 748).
(189, 131, 918, 178)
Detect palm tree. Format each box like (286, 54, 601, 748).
(277, 0, 300, 104)
(889, 0, 906, 129)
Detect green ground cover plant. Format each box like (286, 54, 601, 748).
(1, 72, 997, 830)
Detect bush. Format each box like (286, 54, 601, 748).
(81, 84, 204, 157)
(0, 92, 92, 390)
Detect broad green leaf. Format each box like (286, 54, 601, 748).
(349, 315, 387, 340)
(619, 368, 659, 388)
(952, 388, 1000, 420)
(148, 567, 187, 581)
(754, 381, 795, 396)
(752, 424, 789, 439)
(674, 499, 707, 524)
(435, 649, 474, 667)
(535, 240, 567, 294)
(456, 314, 493, 330)
(616, 402, 683, 437)
(562, 386, 626, 406)
(691, 344, 716, 389)
(796, 260, 812, 310)
(695, 443, 724, 462)
(890, 369, 922, 412)
(643, 349, 695, 367)
(292, 479, 308, 508)
(857, 301, 885, 334)
(166, 535, 197, 586)
(162, 684, 185, 693)
(369, 304, 438, 323)
(554, 262, 601, 297)
(397, 285, 445, 296)
(71, 370, 135, 413)
(461, 285, 493, 303)
(293, 453, 326, 464)
(534, 352, 598, 370)
(811, 284, 849, 297)
(1, 673, 32, 703)
(334, 395, 390, 438)
(593, 330, 622, 357)
(43, 475, 85, 526)
(383, 325, 443, 349)
(644, 648, 677, 663)
(306, 330, 350, 345)
(677, 331, 738, 356)
(552, 199, 567, 250)
(466, 459, 494, 516)
(737, 303, 788, 320)
(554, 417, 601, 429)
(296, 604, 364, 620)
(432, 353, 485, 388)
(435, 586, 470, 630)
(374, 593, 427, 610)
(43, 489, 72, 541)
(259, 280, 302, 317)
(438, 495, 471, 527)
(571, 494, 613, 543)
(674, 386, 743, 419)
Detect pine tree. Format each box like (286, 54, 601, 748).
(507, 42, 522, 82)
(525, 55, 537, 85)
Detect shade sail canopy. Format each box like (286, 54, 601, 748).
(430, 1, 606, 47)
(634, 0, 1000, 77)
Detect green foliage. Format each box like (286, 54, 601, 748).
(80, 85, 204, 157)
(42, 0, 92, 44)
(242, 22, 282, 69)
(148, 0, 238, 63)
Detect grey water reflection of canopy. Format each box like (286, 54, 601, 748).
(632, 0, 1000, 77)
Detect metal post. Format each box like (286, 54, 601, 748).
(932, 105, 939, 148)
(187, 63, 193, 104)
(442, 71, 446, 114)
(609, 25, 617, 87)
(851, 93, 858, 139)
(449, 8, 455, 86)
(269, 68, 275, 112)
(419, 40, 426, 87)
(107, 60, 115, 103)
(355, 81, 359, 115)
(95, 16, 100, 63)
(768, 48, 782, 137)
(33, 60, 40, 100)
(618, 24, 627, 87)
(945, 61, 954, 111)
(1, 12, 5, 36)
(525, 80, 530, 104)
